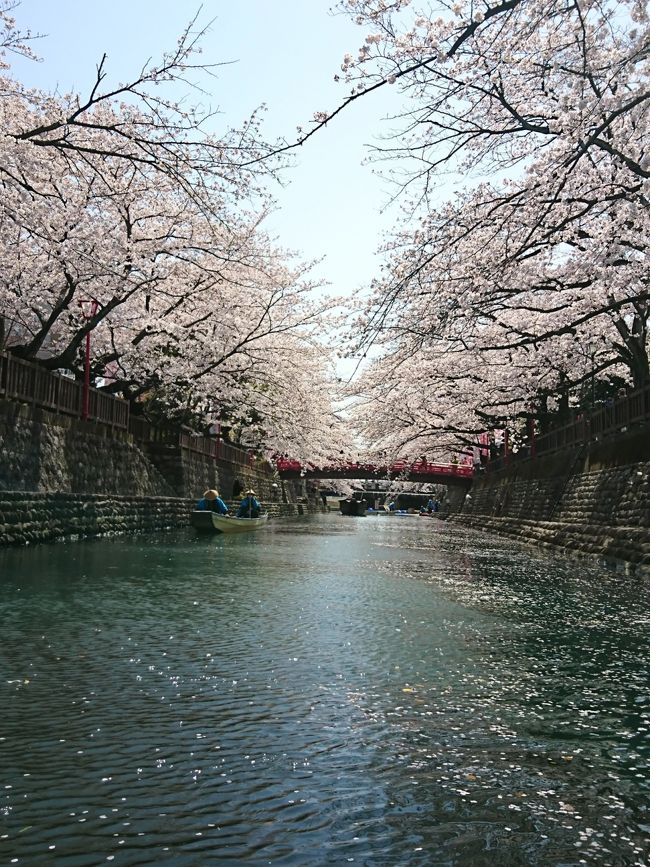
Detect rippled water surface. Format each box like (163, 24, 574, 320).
(1, 514, 649, 865)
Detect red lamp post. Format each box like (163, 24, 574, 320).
(78, 298, 99, 421)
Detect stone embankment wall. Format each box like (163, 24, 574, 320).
(0, 400, 320, 547)
(0, 400, 283, 503)
(137, 438, 281, 504)
(454, 428, 650, 573)
(0, 492, 321, 547)
(0, 400, 173, 496)
(0, 492, 190, 545)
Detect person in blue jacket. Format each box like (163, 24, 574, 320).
(237, 489, 261, 518)
(197, 489, 228, 514)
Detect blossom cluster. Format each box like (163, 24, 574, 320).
(0, 6, 354, 464)
(332, 0, 649, 460)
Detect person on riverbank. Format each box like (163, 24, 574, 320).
(197, 489, 229, 514)
(237, 489, 261, 518)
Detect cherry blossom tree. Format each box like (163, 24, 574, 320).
(305, 0, 650, 457)
(0, 3, 352, 462)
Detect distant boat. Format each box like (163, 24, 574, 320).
(190, 511, 269, 534)
(339, 498, 368, 517)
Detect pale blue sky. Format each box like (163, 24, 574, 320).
(10, 0, 404, 300)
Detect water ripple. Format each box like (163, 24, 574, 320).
(1, 516, 649, 864)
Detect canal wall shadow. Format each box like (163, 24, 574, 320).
(453, 427, 650, 575)
(0, 400, 321, 546)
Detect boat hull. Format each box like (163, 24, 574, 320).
(339, 498, 368, 516)
(190, 511, 268, 534)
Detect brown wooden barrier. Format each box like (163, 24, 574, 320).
(0, 351, 128, 428)
(1, 351, 253, 468)
(179, 430, 252, 466)
(127, 416, 178, 445)
(488, 382, 650, 472)
(126, 411, 250, 466)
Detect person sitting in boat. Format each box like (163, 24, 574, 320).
(237, 489, 261, 518)
(197, 489, 229, 515)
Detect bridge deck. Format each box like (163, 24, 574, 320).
(275, 459, 473, 484)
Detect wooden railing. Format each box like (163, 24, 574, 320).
(536, 382, 650, 454)
(0, 350, 251, 466)
(0, 351, 128, 428)
(487, 381, 650, 472)
(127, 415, 178, 445)
(180, 430, 253, 466)
(128, 415, 251, 466)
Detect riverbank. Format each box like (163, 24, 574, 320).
(0, 490, 324, 547)
(0, 395, 324, 546)
(453, 438, 650, 576)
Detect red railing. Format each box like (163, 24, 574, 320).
(275, 456, 474, 479)
(388, 459, 473, 478)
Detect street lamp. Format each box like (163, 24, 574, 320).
(78, 298, 99, 421)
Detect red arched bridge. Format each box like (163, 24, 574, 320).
(274, 457, 473, 485)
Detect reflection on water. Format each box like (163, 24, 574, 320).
(1, 515, 649, 865)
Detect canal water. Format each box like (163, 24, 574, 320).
(1, 514, 649, 866)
